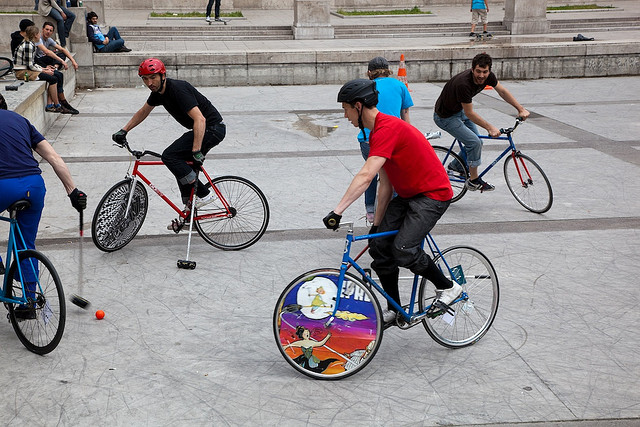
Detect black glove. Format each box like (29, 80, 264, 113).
(69, 188, 87, 212)
(368, 225, 378, 244)
(112, 129, 127, 146)
(323, 211, 342, 230)
(192, 150, 205, 166)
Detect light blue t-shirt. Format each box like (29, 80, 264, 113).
(358, 77, 414, 142)
(472, 0, 487, 10)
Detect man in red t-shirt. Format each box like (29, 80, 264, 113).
(323, 79, 460, 323)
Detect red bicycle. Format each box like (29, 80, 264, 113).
(91, 138, 269, 253)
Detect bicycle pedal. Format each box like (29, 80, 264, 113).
(170, 219, 185, 233)
(427, 301, 455, 318)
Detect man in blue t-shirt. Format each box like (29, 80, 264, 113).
(0, 94, 86, 318)
(357, 56, 413, 223)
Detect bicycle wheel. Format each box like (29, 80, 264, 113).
(503, 152, 553, 213)
(273, 268, 383, 380)
(432, 145, 468, 203)
(6, 249, 65, 355)
(418, 246, 499, 349)
(195, 176, 269, 250)
(92, 178, 149, 252)
(0, 57, 13, 78)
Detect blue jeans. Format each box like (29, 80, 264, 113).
(370, 194, 450, 287)
(47, 4, 75, 47)
(0, 175, 46, 285)
(99, 27, 125, 52)
(162, 123, 226, 203)
(433, 111, 483, 167)
(359, 141, 377, 215)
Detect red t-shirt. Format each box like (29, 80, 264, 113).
(368, 113, 453, 201)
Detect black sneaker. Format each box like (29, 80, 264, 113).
(13, 305, 36, 321)
(447, 160, 465, 174)
(483, 31, 493, 38)
(466, 177, 495, 192)
(469, 32, 476, 37)
(61, 101, 79, 114)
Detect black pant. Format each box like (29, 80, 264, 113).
(206, 0, 221, 18)
(161, 123, 226, 203)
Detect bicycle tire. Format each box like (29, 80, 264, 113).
(273, 268, 383, 380)
(432, 145, 468, 203)
(194, 175, 269, 250)
(503, 152, 553, 213)
(6, 249, 66, 355)
(91, 178, 149, 252)
(0, 57, 13, 79)
(419, 246, 499, 349)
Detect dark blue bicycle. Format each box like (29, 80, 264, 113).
(1, 200, 65, 354)
(432, 118, 553, 213)
(274, 221, 499, 380)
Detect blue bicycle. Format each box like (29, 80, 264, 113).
(273, 222, 499, 380)
(1, 201, 65, 354)
(432, 118, 553, 213)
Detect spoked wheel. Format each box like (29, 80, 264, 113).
(432, 146, 468, 203)
(0, 57, 13, 78)
(195, 176, 269, 250)
(503, 152, 553, 213)
(6, 250, 65, 354)
(92, 179, 149, 252)
(418, 246, 499, 349)
(273, 269, 383, 380)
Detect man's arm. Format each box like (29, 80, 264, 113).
(52, 42, 78, 70)
(34, 139, 77, 195)
(461, 102, 500, 137)
(187, 106, 206, 152)
(37, 42, 68, 70)
(372, 168, 392, 225)
(122, 103, 155, 132)
(493, 82, 530, 120)
(400, 108, 411, 124)
(333, 156, 387, 215)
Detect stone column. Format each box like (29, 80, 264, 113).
(504, 0, 550, 35)
(292, 0, 334, 40)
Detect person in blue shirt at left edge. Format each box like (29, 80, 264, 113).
(0, 93, 86, 318)
(357, 56, 414, 224)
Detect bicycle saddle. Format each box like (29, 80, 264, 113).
(7, 200, 31, 214)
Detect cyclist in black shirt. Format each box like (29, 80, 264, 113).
(113, 58, 226, 224)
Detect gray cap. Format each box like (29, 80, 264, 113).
(368, 56, 390, 71)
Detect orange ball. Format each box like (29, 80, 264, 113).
(95, 310, 105, 320)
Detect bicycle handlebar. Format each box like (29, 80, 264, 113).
(114, 138, 162, 159)
(499, 117, 524, 135)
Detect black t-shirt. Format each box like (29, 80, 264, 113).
(146, 78, 223, 129)
(434, 69, 498, 118)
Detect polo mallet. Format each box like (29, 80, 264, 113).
(177, 178, 198, 270)
(70, 210, 90, 309)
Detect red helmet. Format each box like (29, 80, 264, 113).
(138, 58, 166, 76)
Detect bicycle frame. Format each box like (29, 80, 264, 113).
(446, 118, 534, 185)
(123, 157, 234, 222)
(326, 223, 466, 327)
(0, 215, 37, 306)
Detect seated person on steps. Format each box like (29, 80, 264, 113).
(35, 21, 79, 72)
(13, 25, 76, 114)
(86, 11, 132, 53)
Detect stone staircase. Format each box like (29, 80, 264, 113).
(549, 16, 640, 33)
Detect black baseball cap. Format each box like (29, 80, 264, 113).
(368, 56, 390, 71)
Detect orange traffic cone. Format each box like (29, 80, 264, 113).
(484, 85, 493, 90)
(397, 54, 410, 91)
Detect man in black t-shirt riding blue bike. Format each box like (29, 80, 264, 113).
(112, 58, 226, 229)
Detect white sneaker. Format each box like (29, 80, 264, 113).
(206, 16, 211, 22)
(195, 192, 216, 208)
(435, 282, 463, 306)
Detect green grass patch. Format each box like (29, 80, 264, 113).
(336, 6, 431, 16)
(0, 10, 38, 14)
(547, 4, 614, 11)
(150, 11, 243, 18)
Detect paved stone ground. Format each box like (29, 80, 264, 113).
(1, 77, 639, 425)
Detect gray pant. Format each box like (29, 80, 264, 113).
(370, 194, 451, 287)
